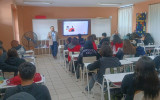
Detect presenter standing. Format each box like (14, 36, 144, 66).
(48, 26, 58, 59)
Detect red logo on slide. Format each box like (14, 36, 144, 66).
(66, 26, 75, 32)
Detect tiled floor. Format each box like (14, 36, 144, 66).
(36, 55, 101, 100)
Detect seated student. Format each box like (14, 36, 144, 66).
(111, 35, 123, 59)
(142, 33, 154, 45)
(121, 56, 160, 100)
(135, 46, 145, 57)
(98, 33, 110, 48)
(123, 39, 136, 58)
(6, 48, 25, 69)
(85, 45, 121, 91)
(3, 62, 51, 100)
(64, 37, 72, 50)
(0, 47, 17, 73)
(78, 34, 85, 46)
(87, 35, 97, 51)
(76, 40, 101, 78)
(11, 40, 26, 55)
(68, 37, 81, 62)
(110, 30, 120, 41)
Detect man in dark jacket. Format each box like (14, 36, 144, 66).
(0, 47, 17, 72)
(85, 45, 121, 91)
(3, 62, 51, 100)
(98, 33, 110, 48)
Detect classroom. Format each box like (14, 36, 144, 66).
(0, 0, 160, 100)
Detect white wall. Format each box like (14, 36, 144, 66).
(32, 19, 58, 40)
(91, 18, 111, 37)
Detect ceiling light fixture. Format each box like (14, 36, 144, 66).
(98, 3, 121, 6)
(120, 4, 133, 8)
(24, 1, 53, 5)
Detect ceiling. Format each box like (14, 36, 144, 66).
(15, 0, 148, 7)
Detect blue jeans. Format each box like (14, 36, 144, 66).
(85, 73, 97, 91)
(50, 41, 58, 57)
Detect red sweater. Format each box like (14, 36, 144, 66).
(111, 42, 123, 55)
(68, 45, 81, 61)
(92, 42, 97, 51)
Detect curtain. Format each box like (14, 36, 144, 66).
(148, 3, 160, 44)
(118, 7, 133, 38)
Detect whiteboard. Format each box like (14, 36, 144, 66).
(32, 19, 58, 40)
(91, 18, 111, 37)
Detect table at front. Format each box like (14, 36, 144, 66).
(101, 72, 134, 100)
(83, 60, 133, 95)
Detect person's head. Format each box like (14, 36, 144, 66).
(134, 56, 160, 99)
(18, 62, 36, 81)
(102, 33, 107, 39)
(91, 34, 97, 40)
(72, 37, 79, 45)
(84, 40, 93, 49)
(67, 37, 72, 44)
(78, 34, 81, 39)
(87, 35, 94, 42)
(11, 40, 19, 48)
(50, 26, 55, 32)
(0, 47, 3, 56)
(7, 48, 19, 58)
(123, 39, 136, 54)
(99, 45, 113, 57)
(113, 35, 122, 44)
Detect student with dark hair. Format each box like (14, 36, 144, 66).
(111, 35, 123, 59)
(68, 37, 81, 62)
(85, 45, 121, 91)
(0, 47, 17, 72)
(142, 33, 154, 45)
(76, 40, 100, 78)
(4, 62, 51, 100)
(64, 37, 72, 50)
(121, 56, 160, 100)
(78, 34, 85, 46)
(87, 35, 97, 51)
(6, 49, 25, 73)
(11, 40, 26, 56)
(123, 39, 136, 58)
(99, 33, 110, 48)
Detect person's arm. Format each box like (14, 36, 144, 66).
(47, 32, 51, 39)
(87, 60, 100, 71)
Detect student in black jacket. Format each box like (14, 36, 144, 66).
(0, 47, 17, 72)
(76, 40, 100, 78)
(85, 45, 121, 91)
(98, 33, 110, 48)
(4, 62, 51, 100)
(6, 48, 25, 67)
(121, 56, 160, 100)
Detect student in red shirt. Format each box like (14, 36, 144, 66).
(68, 37, 81, 62)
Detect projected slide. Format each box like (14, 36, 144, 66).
(63, 21, 88, 36)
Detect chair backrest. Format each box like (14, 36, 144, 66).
(69, 52, 80, 56)
(83, 56, 97, 63)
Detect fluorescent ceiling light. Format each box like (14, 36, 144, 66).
(99, 3, 121, 6)
(120, 4, 133, 8)
(24, 1, 53, 5)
